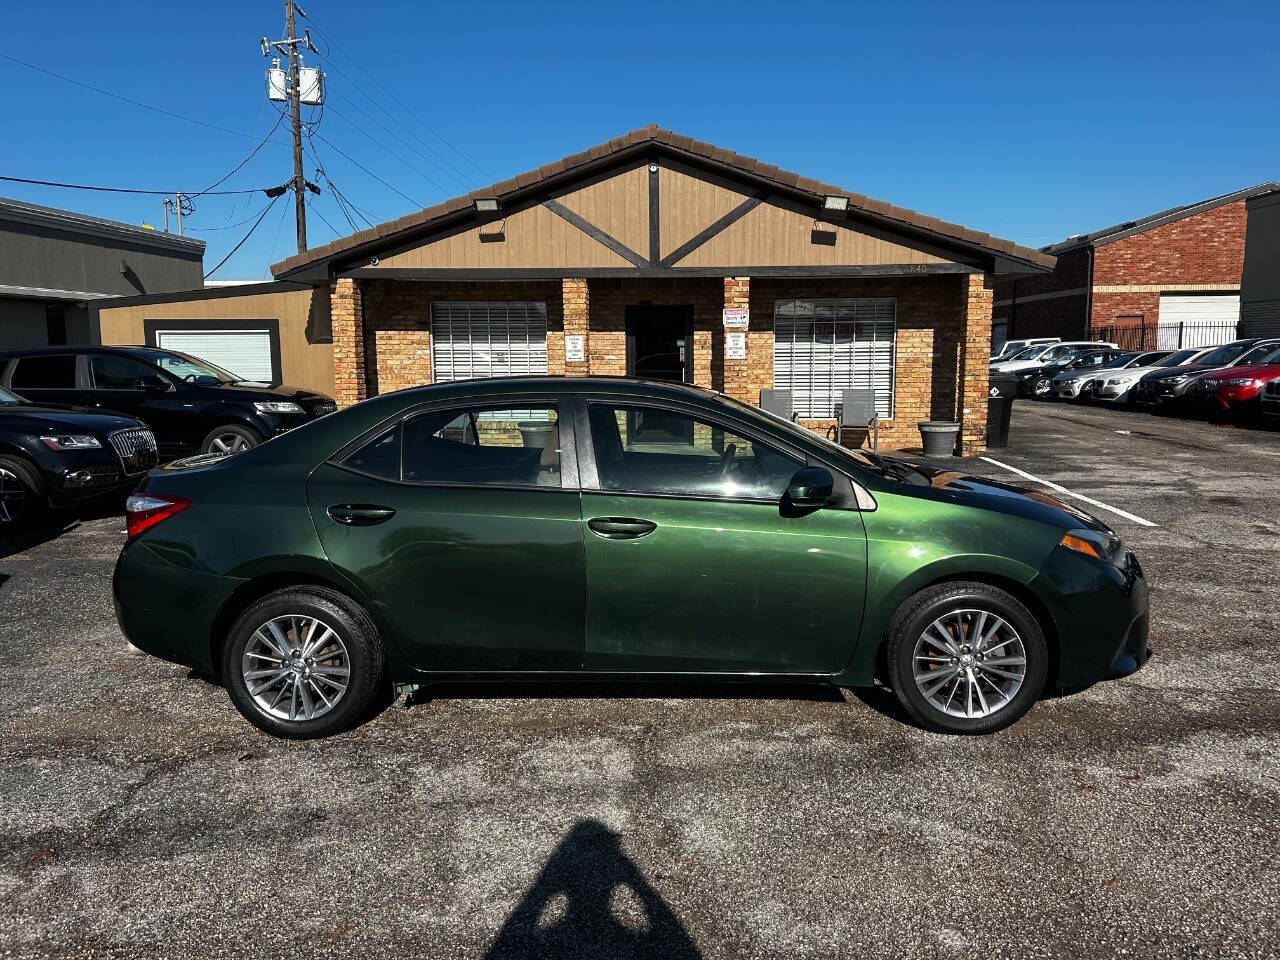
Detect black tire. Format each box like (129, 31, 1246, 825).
(222, 586, 386, 739)
(201, 423, 264, 456)
(884, 581, 1048, 734)
(0, 453, 47, 532)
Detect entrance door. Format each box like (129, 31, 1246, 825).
(626, 305, 693, 383)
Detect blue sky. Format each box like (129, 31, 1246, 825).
(1, 1, 1276, 280)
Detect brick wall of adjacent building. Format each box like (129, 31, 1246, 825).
(341, 272, 988, 454)
(1091, 200, 1248, 287)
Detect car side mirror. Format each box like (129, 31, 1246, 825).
(784, 466, 834, 511)
(136, 376, 169, 393)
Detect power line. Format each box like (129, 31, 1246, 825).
(319, 58, 477, 191)
(187, 203, 279, 232)
(204, 193, 284, 279)
(0, 174, 272, 197)
(298, 17, 496, 183)
(326, 103, 453, 196)
(192, 111, 287, 198)
(310, 131, 423, 208)
(328, 90, 466, 193)
(305, 136, 379, 229)
(0, 52, 288, 146)
(305, 192, 343, 239)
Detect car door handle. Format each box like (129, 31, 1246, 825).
(587, 517, 657, 540)
(327, 504, 396, 526)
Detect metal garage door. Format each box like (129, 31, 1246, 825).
(155, 329, 274, 383)
(1156, 294, 1240, 349)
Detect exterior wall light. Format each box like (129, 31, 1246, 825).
(474, 198, 501, 214)
(822, 195, 849, 212)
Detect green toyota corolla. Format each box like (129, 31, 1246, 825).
(114, 377, 1149, 738)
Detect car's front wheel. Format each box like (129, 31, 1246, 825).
(885, 581, 1048, 734)
(222, 586, 386, 738)
(0, 454, 46, 531)
(1032, 377, 1053, 399)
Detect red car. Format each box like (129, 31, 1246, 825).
(1190, 342, 1280, 417)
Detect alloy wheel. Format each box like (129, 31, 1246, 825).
(912, 608, 1027, 719)
(0, 466, 25, 525)
(241, 615, 351, 723)
(210, 432, 251, 455)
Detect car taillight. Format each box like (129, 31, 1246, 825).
(125, 493, 192, 539)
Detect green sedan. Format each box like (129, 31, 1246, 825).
(114, 377, 1149, 738)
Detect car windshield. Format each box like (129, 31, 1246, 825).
(1105, 353, 1139, 368)
(1196, 342, 1252, 366)
(1002, 347, 1036, 362)
(1158, 349, 1199, 366)
(148, 351, 239, 385)
(1235, 342, 1280, 365)
(0, 386, 24, 404)
(721, 394, 929, 485)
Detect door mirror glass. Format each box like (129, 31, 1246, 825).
(784, 466, 834, 510)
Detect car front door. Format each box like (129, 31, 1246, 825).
(82, 354, 192, 453)
(576, 397, 868, 675)
(307, 397, 586, 673)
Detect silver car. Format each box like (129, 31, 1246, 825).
(1053, 350, 1169, 400)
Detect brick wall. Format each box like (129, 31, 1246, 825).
(1093, 200, 1248, 286)
(560, 278, 588, 376)
(991, 249, 1088, 342)
(359, 278, 564, 395)
(752, 274, 978, 452)
(331, 278, 365, 408)
(721, 277, 774, 404)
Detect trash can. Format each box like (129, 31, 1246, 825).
(918, 421, 960, 457)
(986, 372, 1019, 449)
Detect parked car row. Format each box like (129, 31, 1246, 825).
(0, 345, 336, 530)
(995, 337, 1280, 423)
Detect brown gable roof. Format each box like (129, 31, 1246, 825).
(272, 124, 1054, 277)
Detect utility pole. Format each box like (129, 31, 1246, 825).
(284, 0, 306, 252)
(262, 3, 320, 254)
(175, 192, 185, 236)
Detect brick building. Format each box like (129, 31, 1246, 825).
(102, 126, 1055, 455)
(993, 183, 1277, 351)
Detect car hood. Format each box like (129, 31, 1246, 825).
(1139, 363, 1215, 382)
(872, 456, 1111, 534)
(1096, 364, 1165, 381)
(1053, 367, 1109, 383)
(991, 359, 1042, 373)
(194, 382, 332, 403)
(1201, 362, 1280, 381)
(0, 403, 141, 434)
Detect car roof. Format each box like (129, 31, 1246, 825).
(0, 344, 158, 358)
(378, 375, 720, 402)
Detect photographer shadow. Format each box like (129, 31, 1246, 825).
(483, 819, 702, 960)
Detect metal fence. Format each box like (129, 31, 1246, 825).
(1089, 320, 1238, 352)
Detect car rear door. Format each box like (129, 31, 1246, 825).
(574, 395, 868, 675)
(307, 394, 586, 673)
(7, 353, 82, 406)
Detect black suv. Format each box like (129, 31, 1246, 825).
(0, 346, 336, 459)
(0, 384, 157, 529)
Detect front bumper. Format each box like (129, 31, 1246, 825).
(1031, 545, 1150, 689)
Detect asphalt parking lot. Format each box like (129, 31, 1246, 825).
(1, 401, 1277, 960)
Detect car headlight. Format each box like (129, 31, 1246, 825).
(1060, 528, 1124, 566)
(1167, 375, 1190, 384)
(1219, 377, 1258, 387)
(254, 401, 305, 415)
(39, 434, 102, 451)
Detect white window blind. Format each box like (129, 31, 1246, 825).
(773, 298, 896, 419)
(430, 301, 548, 382)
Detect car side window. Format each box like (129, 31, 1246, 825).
(10, 354, 76, 389)
(587, 403, 802, 501)
(401, 405, 560, 487)
(338, 424, 401, 481)
(89, 355, 155, 390)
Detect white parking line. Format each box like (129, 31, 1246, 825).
(978, 456, 1158, 528)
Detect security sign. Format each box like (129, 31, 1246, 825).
(722, 308, 749, 329)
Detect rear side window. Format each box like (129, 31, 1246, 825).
(10, 354, 76, 389)
(89, 355, 155, 389)
(338, 425, 400, 481)
(403, 405, 560, 487)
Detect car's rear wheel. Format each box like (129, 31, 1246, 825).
(885, 581, 1048, 734)
(222, 586, 385, 739)
(0, 454, 45, 531)
(202, 424, 263, 456)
